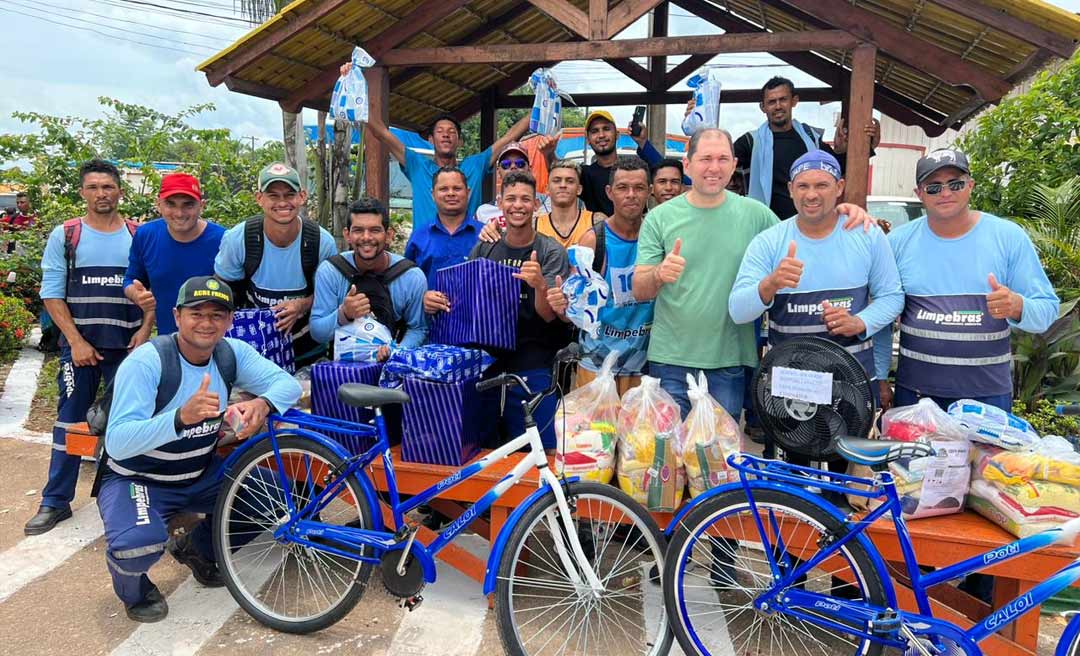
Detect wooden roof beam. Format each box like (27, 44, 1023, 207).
(526, 0, 590, 38)
(493, 86, 840, 107)
(606, 0, 666, 38)
(928, 0, 1075, 59)
(206, 0, 352, 86)
(773, 0, 1012, 101)
(280, 0, 472, 112)
(380, 30, 860, 66)
(664, 53, 714, 88)
(604, 58, 653, 88)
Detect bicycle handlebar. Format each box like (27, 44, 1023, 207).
(1058, 404, 1080, 416)
(474, 343, 582, 398)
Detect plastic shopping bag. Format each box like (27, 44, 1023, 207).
(947, 399, 1040, 451)
(330, 47, 376, 124)
(881, 398, 969, 443)
(554, 351, 621, 483)
(528, 68, 573, 136)
(681, 67, 722, 136)
(562, 246, 610, 338)
(616, 376, 684, 510)
(334, 316, 394, 363)
(681, 372, 742, 497)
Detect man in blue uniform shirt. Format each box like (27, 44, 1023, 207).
(875, 149, 1059, 411)
(730, 149, 903, 457)
(99, 276, 301, 622)
(123, 172, 225, 335)
(214, 162, 337, 366)
(310, 197, 428, 358)
(404, 166, 483, 290)
(25, 159, 153, 536)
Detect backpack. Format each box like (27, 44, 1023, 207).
(328, 254, 416, 341)
(232, 216, 322, 305)
(87, 335, 238, 496)
(63, 217, 139, 292)
(592, 222, 607, 275)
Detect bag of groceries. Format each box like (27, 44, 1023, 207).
(330, 47, 376, 124)
(554, 350, 621, 484)
(617, 376, 684, 510)
(882, 399, 970, 519)
(681, 372, 742, 497)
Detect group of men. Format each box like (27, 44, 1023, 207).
(20, 74, 1060, 622)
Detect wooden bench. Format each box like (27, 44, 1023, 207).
(67, 423, 1077, 655)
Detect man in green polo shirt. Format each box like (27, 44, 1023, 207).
(634, 127, 875, 419)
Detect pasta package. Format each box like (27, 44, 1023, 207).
(555, 351, 621, 483)
(616, 376, 684, 510)
(681, 372, 742, 497)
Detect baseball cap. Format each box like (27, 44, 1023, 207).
(585, 110, 616, 131)
(258, 162, 302, 192)
(176, 275, 234, 311)
(790, 149, 842, 182)
(497, 142, 529, 163)
(916, 149, 971, 185)
(158, 172, 202, 200)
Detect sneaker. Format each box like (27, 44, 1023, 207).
(126, 586, 169, 623)
(167, 533, 224, 587)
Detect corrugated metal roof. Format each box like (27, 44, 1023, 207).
(197, 0, 1080, 135)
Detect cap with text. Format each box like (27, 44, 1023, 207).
(789, 149, 842, 182)
(176, 276, 235, 311)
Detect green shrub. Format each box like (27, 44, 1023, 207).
(1013, 398, 1080, 438)
(0, 295, 35, 361)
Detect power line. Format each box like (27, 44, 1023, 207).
(4, 0, 237, 43)
(0, 4, 214, 55)
(92, 0, 252, 28)
(106, 0, 254, 24)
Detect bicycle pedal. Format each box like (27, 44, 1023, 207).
(399, 594, 423, 612)
(870, 609, 901, 636)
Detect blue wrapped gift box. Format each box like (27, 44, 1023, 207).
(430, 258, 519, 350)
(311, 361, 401, 453)
(401, 375, 483, 467)
(226, 308, 295, 373)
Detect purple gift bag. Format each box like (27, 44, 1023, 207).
(226, 308, 295, 373)
(401, 376, 482, 466)
(311, 361, 401, 453)
(431, 258, 519, 350)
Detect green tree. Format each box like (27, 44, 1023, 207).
(957, 56, 1080, 219)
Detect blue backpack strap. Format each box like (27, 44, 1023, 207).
(151, 334, 183, 414)
(213, 339, 238, 393)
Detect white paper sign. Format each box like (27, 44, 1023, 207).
(771, 366, 833, 405)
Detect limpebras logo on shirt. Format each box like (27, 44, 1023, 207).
(915, 309, 984, 327)
(179, 419, 223, 440)
(786, 296, 854, 316)
(81, 273, 124, 287)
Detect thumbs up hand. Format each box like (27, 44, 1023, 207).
(128, 279, 156, 312)
(342, 284, 371, 321)
(179, 373, 221, 426)
(546, 274, 568, 316)
(656, 237, 686, 284)
(512, 250, 547, 291)
(986, 273, 1023, 320)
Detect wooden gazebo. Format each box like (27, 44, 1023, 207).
(198, 0, 1080, 208)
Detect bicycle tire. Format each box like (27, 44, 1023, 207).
(663, 487, 888, 656)
(494, 480, 673, 656)
(1059, 613, 1080, 656)
(213, 435, 374, 634)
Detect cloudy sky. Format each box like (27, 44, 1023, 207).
(2, 0, 1079, 149)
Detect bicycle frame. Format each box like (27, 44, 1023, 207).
(244, 409, 604, 593)
(722, 453, 1080, 651)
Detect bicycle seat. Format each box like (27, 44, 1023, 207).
(834, 437, 936, 467)
(338, 383, 410, 409)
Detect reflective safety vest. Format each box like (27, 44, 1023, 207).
(63, 218, 142, 350)
(896, 294, 1012, 398)
(769, 285, 875, 377)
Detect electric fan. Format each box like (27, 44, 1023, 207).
(751, 336, 875, 459)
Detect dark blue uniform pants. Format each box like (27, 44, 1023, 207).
(42, 346, 126, 510)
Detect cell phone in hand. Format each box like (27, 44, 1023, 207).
(630, 105, 646, 137)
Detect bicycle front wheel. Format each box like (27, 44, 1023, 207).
(213, 435, 374, 634)
(663, 487, 887, 656)
(495, 480, 672, 656)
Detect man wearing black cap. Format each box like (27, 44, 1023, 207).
(96, 275, 301, 622)
(874, 148, 1059, 413)
(362, 110, 531, 230)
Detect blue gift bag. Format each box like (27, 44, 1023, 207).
(226, 308, 295, 374)
(431, 258, 519, 350)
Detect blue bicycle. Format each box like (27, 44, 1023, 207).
(211, 346, 672, 655)
(661, 429, 1080, 656)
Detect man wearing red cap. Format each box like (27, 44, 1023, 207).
(123, 172, 226, 335)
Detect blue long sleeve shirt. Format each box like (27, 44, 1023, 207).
(729, 216, 904, 339)
(309, 252, 429, 347)
(874, 213, 1060, 380)
(40, 222, 134, 299)
(105, 338, 301, 460)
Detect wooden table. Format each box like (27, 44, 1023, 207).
(67, 424, 1078, 654)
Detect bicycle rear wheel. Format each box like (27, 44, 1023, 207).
(495, 480, 672, 656)
(213, 435, 374, 634)
(663, 487, 887, 656)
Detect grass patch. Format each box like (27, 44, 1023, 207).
(25, 354, 58, 434)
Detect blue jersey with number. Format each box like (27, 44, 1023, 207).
(580, 223, 654, 375)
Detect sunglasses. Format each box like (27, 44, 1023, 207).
(499, 158, 528, 170)
(923, 179, 968, 195)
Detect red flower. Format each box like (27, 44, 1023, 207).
(14, 329, 23, 339)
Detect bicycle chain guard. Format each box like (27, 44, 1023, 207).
(380, 551, 425, 598)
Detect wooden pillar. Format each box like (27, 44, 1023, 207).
(845, 43, 876, 208)
(363, 66, 391, 204)
(480, 88, 498, 201)
(647, 3, 669, 151)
